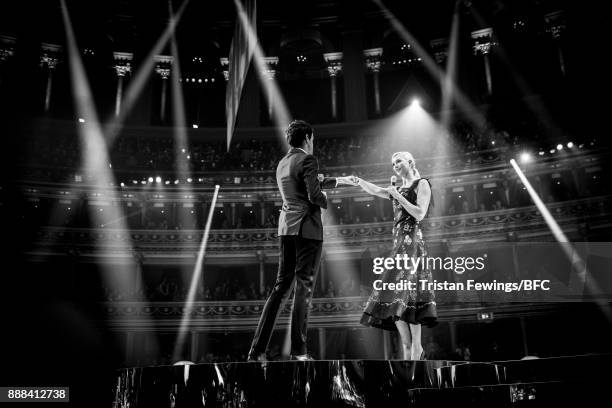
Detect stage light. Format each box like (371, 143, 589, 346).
(549, 149, 556, 154)
(519, 152, 531, 163)
(567, 142, 574, 148)
(556, 144, 563, 150)
(411, 98, 420, 105)
(538, 151, 545, 156)
(187, 178, 193, 183)
(174, 180, 179, 185)
(120, 182, 125, 187)
(181, 148, 186, 153)
(192, 124, 198, 129)
(155, 176, 162, 183)
(173, 361, 194, 366)
(132, 180, 138, 184)
(165, 180, 170, 185)
(148, 177, 154, 183)
(78, 118, 85, 123)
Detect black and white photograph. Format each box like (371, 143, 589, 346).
(1, 0, 611, 406)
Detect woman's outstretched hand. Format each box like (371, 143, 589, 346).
(337, 176, 359, 186)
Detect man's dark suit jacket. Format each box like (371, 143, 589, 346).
(277, 148, 336, 241)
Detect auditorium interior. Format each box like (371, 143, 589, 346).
(1, 0, 611, 406)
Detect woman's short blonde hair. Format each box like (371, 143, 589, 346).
(391, 151, 421, 178)
(391, 151, 415, 165)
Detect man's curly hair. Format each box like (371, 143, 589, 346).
(285, 120, 313, 148)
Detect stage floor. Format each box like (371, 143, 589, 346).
(114, 354, 612, 407)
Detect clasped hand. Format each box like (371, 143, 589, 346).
(336, 175, 359, 186)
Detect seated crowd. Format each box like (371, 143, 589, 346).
(18, 115, 572, 180)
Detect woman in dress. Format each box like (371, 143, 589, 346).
(354, 151, 437, 360)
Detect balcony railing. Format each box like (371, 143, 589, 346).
(29, 195, 612, 259)
(102, 298, 582, 331)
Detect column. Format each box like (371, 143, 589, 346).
(230, 202, 236, 227)
(263, 57, 278, 121)
(133, 251, 144, 297)
(449, 321, 457, 352)
(347, 198, 355, 221)
(154, 55, 173, 122)
(256, 250, 266, 295)
(171, 202, 179, 230)
(375, 199, 385, 221)
(140, 201, 147, 228)
(430, 37, 450, 108)
(544, 11, 566, 76)
(40, 43, 62, 113)
(472, 184, 479, 211)
(318, 328, 326, 360)
(258, 194, 266, 226)
(323, 52, 342, 120)
(519, 317, 529, 356)
(126, 331, 136, 365)
(190, 331, 199, 362)
(220, 57, 230, 82)
(341, 28, 368, 121)
(430, 37, 449, 65)
(364, 48, 383, 115)
(570, 168, 582, 197)
(471, 28, 496, 96)
(113, 52, 133, 117)
(0, 35, 15, 86)
(382, 331, 391, 359)
(319, 251, 327, 293)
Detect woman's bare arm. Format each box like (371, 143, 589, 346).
(355, 177, 390, 199)
(388, 179, 431, 221)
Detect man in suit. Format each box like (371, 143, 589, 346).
(247, 120, 355, 361)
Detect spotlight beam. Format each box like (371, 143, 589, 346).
(103, 0, 191, 147)
(233, 0, 291, 146)
(373, 0, 486, 129)
(468, 6, 563, 141)
(510, 159, 612, 320)
(60, 0, 158, 350)
(440, 2, 461, 129)
(510, 159, 568, 242)
(172, 185, 221, 362)
(45, 0, 191, 231)
(169, 21, 190, 180)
